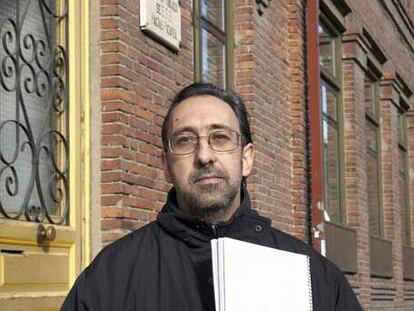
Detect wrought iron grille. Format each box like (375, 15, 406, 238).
(0, 0, 69, 224)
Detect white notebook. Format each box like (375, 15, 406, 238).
(211, 237, 313, 311)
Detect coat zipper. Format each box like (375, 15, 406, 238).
(211, 224, 217, 238)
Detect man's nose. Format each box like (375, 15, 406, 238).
(195, 137, 216, 165)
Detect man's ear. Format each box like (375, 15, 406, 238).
(242, 143, 254, 178)
(161, 151, 172, 183)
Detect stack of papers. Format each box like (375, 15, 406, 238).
(211, 237, 313, 311)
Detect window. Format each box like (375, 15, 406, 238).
(365, 74, 382, 237)
(0, 0, 69, 224)
(319, 19, 344, 224)
(194, 0, 233, 89)
(398, 110, 411, 245)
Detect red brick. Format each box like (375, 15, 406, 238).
(93, 3, 414, 310)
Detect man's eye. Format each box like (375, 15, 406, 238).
(211, 133, 231, 141)
(175, 136, 196, 145)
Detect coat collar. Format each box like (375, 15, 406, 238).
(157, 187, 271, 248)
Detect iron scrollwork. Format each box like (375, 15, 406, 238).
(0, 0, 69, 225)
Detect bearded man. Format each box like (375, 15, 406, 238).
(61, 83, 363, 311)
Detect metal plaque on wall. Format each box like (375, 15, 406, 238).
(140, 0, 181, 52)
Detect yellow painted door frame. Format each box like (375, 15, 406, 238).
(68, 0, 91, 277)
(0, 0, 90, 309)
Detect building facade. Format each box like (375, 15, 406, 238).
(0, 0, 413, 310)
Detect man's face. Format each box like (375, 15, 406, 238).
(162, 95, 254, 220)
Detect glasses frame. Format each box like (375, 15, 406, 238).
(167, 129, 242, 155)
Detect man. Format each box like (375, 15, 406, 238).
(61, 83, 363, 310)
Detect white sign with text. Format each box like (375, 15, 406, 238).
(140, 0, 181, 51)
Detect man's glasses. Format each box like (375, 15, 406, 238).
(168, 128, 242, 155)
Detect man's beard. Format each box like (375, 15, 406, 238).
(175, 165, 241, 218)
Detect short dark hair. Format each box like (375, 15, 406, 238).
(162, 83, 252, 151)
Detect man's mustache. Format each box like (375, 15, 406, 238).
(189, 166, 227, 183)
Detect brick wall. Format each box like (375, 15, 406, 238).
(98, 0, 310, 245)
(409, 110, 414, 249)
(233, 0, 309, 236)
(325, 1, 414, 309)
(378, 88, 402, 311)
(401, 0, 414, 23)
(287, 0, 309, 242)
(238, 0, 294, 234)
(94, 1, 414, 310)
(341, 54, 371, 307)
(100, 0, 193, 246)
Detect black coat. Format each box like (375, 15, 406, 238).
(61, 188, 364, 311)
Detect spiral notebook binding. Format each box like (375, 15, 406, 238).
(307, 256, 313, 311)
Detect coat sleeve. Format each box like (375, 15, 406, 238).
(60, 245, 125, 311)
(334, 272, 364, 311)
(60, 272, 91, 311)
(60, 264, 108, 311)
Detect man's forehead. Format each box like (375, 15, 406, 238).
(169, 95, 239, 132)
